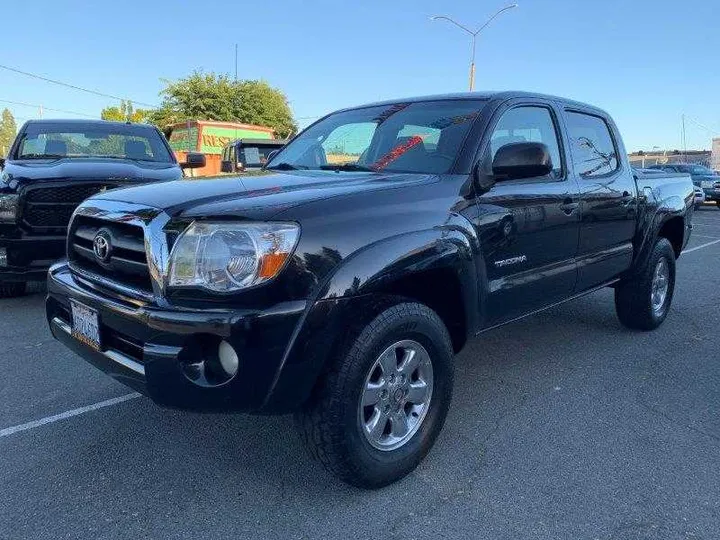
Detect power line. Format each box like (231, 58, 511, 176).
(0, 98, 97, 118)
(0, 63, 158, 108)
(685, 115, 720, 136)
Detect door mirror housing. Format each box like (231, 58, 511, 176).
(181, 152, 206, 169)
(492, 142, 553, 181)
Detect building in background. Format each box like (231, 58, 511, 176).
(628, 150, 711, 169)
(168, 120, 275, 176)
(712, 138, 720, 171)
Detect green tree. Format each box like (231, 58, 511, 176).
(147, 71, 296, 137)
(101, 100, 150, 123)
(0, 109, 18, 156)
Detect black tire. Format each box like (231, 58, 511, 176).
(295, 301, 454, 489)
(0, 282, 26, 298)
(614, 238, 676, 331)
(716, 201, 720, 209)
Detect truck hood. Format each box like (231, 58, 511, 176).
(90, 170, 437, 220)
(1, 158, 181, 188)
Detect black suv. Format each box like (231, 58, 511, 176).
(0, 119, 204, 297)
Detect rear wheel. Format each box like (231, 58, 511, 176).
(614, 238, 675, 331)
(0, 282, 27, 298)
(295, 301, 454, 489)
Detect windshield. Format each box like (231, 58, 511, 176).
(15, 122, 174, 163)
(267, 100, 486, 174)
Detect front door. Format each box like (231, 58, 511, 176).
(474, 102, 581, 326)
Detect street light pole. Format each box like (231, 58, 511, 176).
(431, 4, 518, 91)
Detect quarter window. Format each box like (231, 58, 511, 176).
(489, 106, 563, 179)
(566, 112, 618, 177)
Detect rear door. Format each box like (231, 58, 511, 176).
(564, 110, 638, 290)
(474, 100, 581, 325)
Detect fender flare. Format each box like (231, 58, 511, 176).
(260, 216, 482, 412)
(631, 192, 687, 275)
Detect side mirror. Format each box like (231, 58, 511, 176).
(181, 152, 206, 169)
(492, 142, 552, 181)
(220, 160, 233, 173)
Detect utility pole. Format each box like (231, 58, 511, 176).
(38, 104, 43, 119)
(431, 4, 518, 91)
(234, 43, 239, 144)
(682, 114, 687, 162)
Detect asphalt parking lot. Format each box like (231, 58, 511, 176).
(1, 207, 719, 540)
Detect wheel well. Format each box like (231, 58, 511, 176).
(375, 268, 468, 353)
(658, 217, 684, 257)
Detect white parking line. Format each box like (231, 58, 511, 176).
(683, 239, 720, 254)
(692, 234, 720, 239)
(0, 393, 141, 438)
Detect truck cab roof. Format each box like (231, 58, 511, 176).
(340, 91, 608, 117)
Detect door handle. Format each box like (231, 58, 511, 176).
(560, 199, 579, 215)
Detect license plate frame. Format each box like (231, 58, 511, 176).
(70, 300, 101, 351)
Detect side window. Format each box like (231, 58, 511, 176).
(489, 106, 563, 178)
(566, 112, 618, 177)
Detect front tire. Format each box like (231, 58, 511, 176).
(0, 282, 27, 298)
(615, 238, 676, 331)
(295, 301, 454, 489)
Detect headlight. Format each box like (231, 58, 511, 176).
(168, 222, 300, 292)
(0, 194, 19, 222)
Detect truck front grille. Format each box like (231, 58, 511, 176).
(23, 183, 119, 230)
(68, 215, 153, 294)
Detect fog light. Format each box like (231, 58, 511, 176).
(0, 247, 7, 267)
(218, 340, 239, 377)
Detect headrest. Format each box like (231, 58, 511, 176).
(45, 139, 67, 155)
(124, 140, 149, 159)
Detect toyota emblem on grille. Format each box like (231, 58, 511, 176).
(93, 230, 112, 263)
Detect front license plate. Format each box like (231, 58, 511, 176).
(70, 300, 101, 351)
(701, 181, 714, 188)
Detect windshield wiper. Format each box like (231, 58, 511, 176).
(19, 153, 66, 160)
(266, 162, 307, 171)
(319, 163, 375, 172)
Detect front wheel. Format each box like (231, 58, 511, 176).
(615, 238, 676, 331)
(295, 302, 454, 489)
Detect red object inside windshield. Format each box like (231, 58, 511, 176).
(370, 136, 424, 171)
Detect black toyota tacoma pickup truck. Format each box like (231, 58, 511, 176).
(0, 119, 204, 297)
(46, 92, 694, 488)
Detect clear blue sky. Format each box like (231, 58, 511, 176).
(1, 0, 717, 152)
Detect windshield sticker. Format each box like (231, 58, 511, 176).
(370, 135, 424, 170)
(372, 103, 411, 126)
(429, 111, 480, 130)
